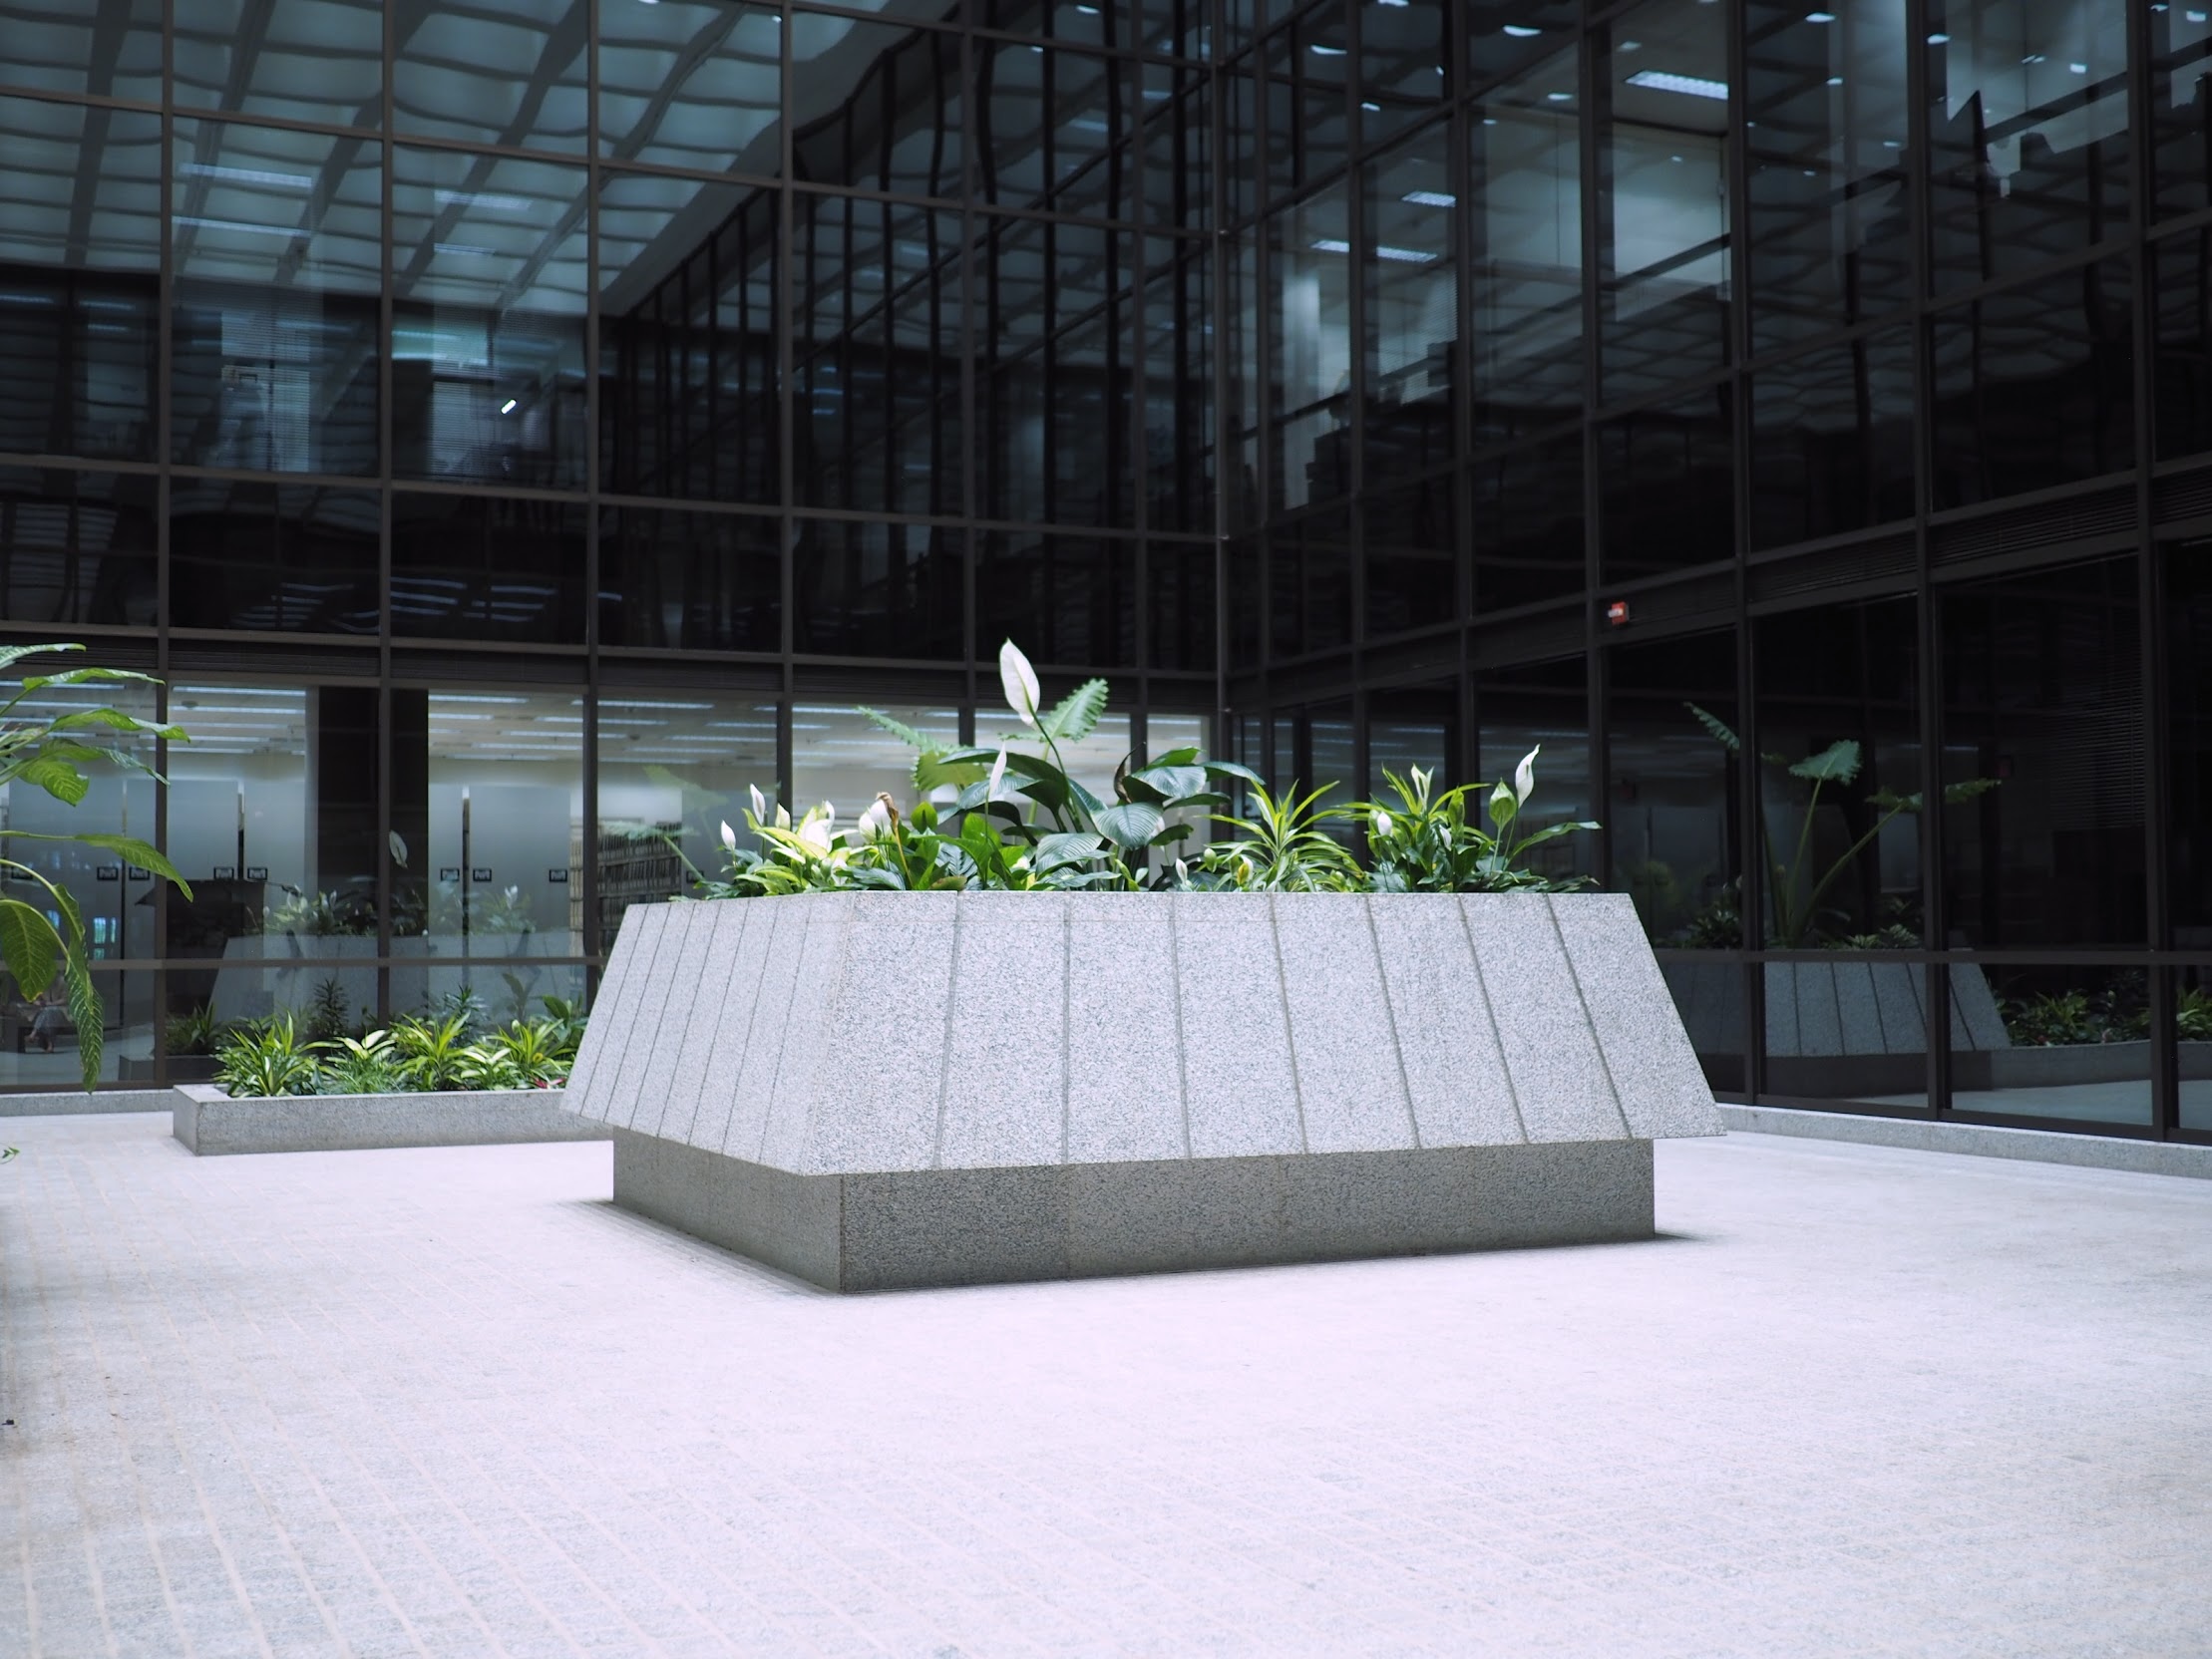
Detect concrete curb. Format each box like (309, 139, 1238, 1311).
(1718, 1102, 2212, 1180)
(174, 1085, 610, 1156)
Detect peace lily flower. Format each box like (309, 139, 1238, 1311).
(856, 793, 896, 839)
(797, 805, 836, 854)
(998, 638, 1040, 727)
(749, 784, 770, 822)
(1372, 808, 1393, 839)
(720, 820, 739, 852)
(1514, 745, 1540, 806)
(986, 747, 1008, 804)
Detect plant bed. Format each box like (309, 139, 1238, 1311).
(562, 889, 1720, 1290)
(173, 1082, 607, 1156)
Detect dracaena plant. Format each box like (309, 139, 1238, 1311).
(0, 644, 193, 1089)
(1349, 751, 1599, 894)
(1687, 703, 1999, 948)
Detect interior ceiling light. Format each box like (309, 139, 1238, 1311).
(1626, 69, 1728, 99)
(1928, 31, 1950, 41)
(180, 163, 313, 189)
(1503, 23, 1541, 35)
(1806, 9, 1835, 19)
(1310, 42, 1346, 53)
(500, 397, 519, 413)
(1374, 244, 1438, 262)
(1402, 189, 1456, 206)
(1311, 237, 1352, 253)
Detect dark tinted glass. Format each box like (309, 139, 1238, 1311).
(1599, 385, 1736, 582)
(977, 531, 1138, 667)
(1359, 0, 1446, 145)
(1477, 655, 1593, 885)
(598, 506, 781, 653)
(1466, 0, 1579, 91)
(0, 98, 160, 463)
(1744, 0, 1912, 353)
(1270, 183, 1351, 512)
(1926, 0, 2129, 291)
(1941, 556, 2145, 948)
(0, 468, 157, 626)
(793, 18, 964, 198)
(1142, 70, 1211, 230)
(1749, 331, 1917, 549)
(390, 494, 587, 643)
(599, 173, 778, 504)
(1227, 532, 1262, 667)
(2154, 232, 2212, 465)
(598, 2, 781, 174)
(1599, 0, 1731, 402)
(0, 0, 162, 101)
(1363, 476, 1455, 640)
(2151, 1, 2212, 220)
(792, 519, 964, 659)
(1150, 539, 1217, 670)
(1610, 628, 1738, 948)
(795, 195, 964, 513)
(1363, 132, 1456, 498)
(1264, 13, 1350, 193)
(980, 44, 1131, 219)
(175, 0, 384, 127)
(1469, 50, 1582, 448)
(1471, 435, 1585, 612)
(1269, 506, 1352, 657)
(1144, 242, 1215, 532)
(1930, 260, 2134, 509)
(2166, 537, 2212, 942)
(1953, 963, 2148, 1126)
(394, 0, 587, 153)
(171, 481, 381, 633)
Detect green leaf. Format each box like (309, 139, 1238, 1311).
(1787, 739, 1862, 785)
(21, 666, 161, 691)
(1039, 678, 1110, 744)
(45, 707, 188, 741)
(1094, 802, 1166, 849)
(1684, 702, 1742, 753)
(914, 750, 993, 792)
(1032, 830, 1107, 870)
(858, 706, 933, 749)
(1942, 777, 2002, 805)
(0, 899, 62, 998)
(15, 754, 89, 805)
(0, 642, 83, 673)
(1124, 764, 1210, 805)
(1149, 746, 1201, 768)
(70, 833, 193, 898)
(62, 943, 102, 1092)
(1202, 759, 1267, 789)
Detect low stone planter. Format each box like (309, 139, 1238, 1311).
(173, 1084, 608, 1156)
(559, 890, 1722, 1290)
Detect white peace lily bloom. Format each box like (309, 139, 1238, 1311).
(720, 820, 739, 852)
(1373, 808, 1393, 838)
(998, 638, 1040, 726)
(798, 810, 834, 854)
(1514, 745, 1540, 806)
(986, 747, 1008, 803)
(856, 794, 894, 838)
(774, 802, 791, 830)
(1489, 779, 1516, 817)
(748, 784, 769, 822)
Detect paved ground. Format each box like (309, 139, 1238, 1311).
(2, 1116, 2207, 1659)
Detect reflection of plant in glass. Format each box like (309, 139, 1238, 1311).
(0, 644, 193, 1088)
(166, 1003, 226, 1057)
(1686, 704, 1997, 948)
(2179, 987, 2212, 1042)
(1999, 972, 2149, 1046)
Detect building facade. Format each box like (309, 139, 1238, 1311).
(0, 0, 2206, 1139)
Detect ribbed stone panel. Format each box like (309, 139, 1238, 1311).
(561, 890, 1720, 1287)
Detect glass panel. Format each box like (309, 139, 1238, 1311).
(792, 519, 965, 659)
(393, 0, 587, 153)
(0, 98, 161, 462)
(2166, 538, 2212, 945)
(598, 1, 781, 174)
(794, 195, 965, 513)
(1151, 540, 1216, 671)
(1365, 690, 1451, 795)
(1363, 477, 1454, 639)
(175, 0, 384, 127)
(2152, 0, 2212, 220)
(395, 690, 585, 961)
(390, 494, 587, 643)
(1469, 50, 1582, 449)
(1749, 330, 1916, 549)
(0, 0, 161, 102)
(1765, 960, 1930, 1108)
(981, 43, 1131, 219)
(1467, 0, 1579, 92)
(1927, 0, 2129, 292)
(1228, 531, 1261, 667)
(1271, 183, 1352, 512)
(1930, 259, 2134, 509)
(594, 694, 779, 947)
(1599, 385, 1736, 582)
(0, 468, 158, 627)
(981, 0, 1125, 49)
(1269, 507, 1352, 657)
(977, 531, 1138, 668)
(170, 481, 381, 633)
(0, 971, 153, 1090)
(790, 704, 960, 824)
(2153, 232, 2212, 465)
(597, 505, 781, 652)
(1941, 556, 2145, 948)
(599, 171, 779, 504)
(2183, 963, 2212, 1132)
(388, 960, 586, 1029)
(171, 120, 380, 476)
(1264, 14, 1351, 193)
(1757, 597, 1923, 946)
(1471, 435, 1584, 612)
(792, 17, 965, 198)
(1610, 628, 1738, 947)
(1599, 0, 1731, 403)
(977, 217, 1136, 525)
(1141, 70, 1210, 231)
(1363, 133, 1456, 498)
(392, 148, 589, 491)
(1957, 963, 2150, 1126)
(1359, 0, 1446, 145)
(1144, 242, 1215, 532)
(1744, 0, 1912, 353)
(1478, 655, 1593, 885)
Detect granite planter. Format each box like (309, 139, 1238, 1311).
(173, 1083, 608, 1156)
(559, 890, 1722, 1290)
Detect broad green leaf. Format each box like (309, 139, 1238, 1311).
(1149, 746, 1201, 768)
(62, 943, 102, 1092)
(0, 642, 83, 673)
(1125, 764, 1210, 805)
(0, 898, 61, 997)
(1094, 802, 1166, 849)
(15, 754, 89, 805)
(21, 666, 160, 691)
(1942, 777, 2002, 805)
(914, 750, 992, 792)
(1684, 702, 1741, 753)
(68, 833, 192, 898)
(46, 707, 187, 741)
(1033, 830, 1105, 866)
(1039, 677, 1109, 744)
(1202, 759, 1268, 789)
(1787, 738, 1862, 785)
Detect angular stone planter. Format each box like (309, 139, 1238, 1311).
(559, 890, 1721, 1290)
(173, 1084, 608, 1156)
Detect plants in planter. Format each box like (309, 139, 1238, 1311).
(207, 997, 587, 1098)
(0, 644, 194, 1089)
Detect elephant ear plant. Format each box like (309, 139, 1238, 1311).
(0, 644, 193, 1090)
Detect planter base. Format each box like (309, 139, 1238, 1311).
(612, 1129, 1654, 1291)
(173, 1085, 609, 1156)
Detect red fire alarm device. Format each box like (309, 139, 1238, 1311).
(1606, 599, 1631, 627)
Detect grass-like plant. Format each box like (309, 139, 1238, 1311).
(210, 998, 586, 1098)
(212, 1015, 319, 1098)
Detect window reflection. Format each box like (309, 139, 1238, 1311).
(0, 98, 160, 463)
(0, 468, 157, 626)
(1269, 507, 1351, 657)
(1927, 0, 2128, 290)
(792, 518, 964, 658)
(599, 506, 781, 652)
(1144, 242, 1214, 531)
(790, 704, 959, 824)
(980, 43, 1131, 219)
(175, 0, 383, 127)
(599, 1, 780, 174)
(1470, 435, 1585, 612)
(0, 0, 162, 102)
(793, 17, 965, 198)
(1478, 656, 1592, 885)
(1149, 539, 1216, 670)
(1599, 385, 1736, 581)
(1264, 12, 1350, 192)
(1363, 478, 1454, 640)
(2152, 0, 2212, 220)
(1271, 185, 1352, 512)
(171, 481, 380, 633)
(390, 493, 586, 642)
(1467, 0, 1579, 91)
(2172, 539, 2212, 945)
(2154, 234, 2212, 466)
(1469, 50, 1582, 448)
(1745, 0, 1912, 352)
(1953, 964, 2150, 1127)
(1749, 330, 1916, 548)
(392, 148, 588, 491)
(394, 0, 587, 153)
(1600, 0, 1731, 402)
(978, 531, 1136, 667)
(1358, 0, 1445, 145)
(1363, 135, 1456, 498)
(170, 121, 380, 476)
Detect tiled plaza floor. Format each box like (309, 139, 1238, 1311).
(2, 1114, 2207, 1659)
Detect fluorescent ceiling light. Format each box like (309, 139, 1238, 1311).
(500, 397, 519, 414)
(173, 215, 304, 238)
(599, 700, 714, 710)
(1806, 9, 1835, 19)
(1626, 69, 1728, 99)
(1310, 238, 1351, 253)
(1402, 190, 1456, 206)
(1503, 23, 1541, 36)
(1310, 43, 1346, 55)
(180, 163, 313, 189)
(1375, 244, 1439, 262)
(435, 190, 538, 212)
